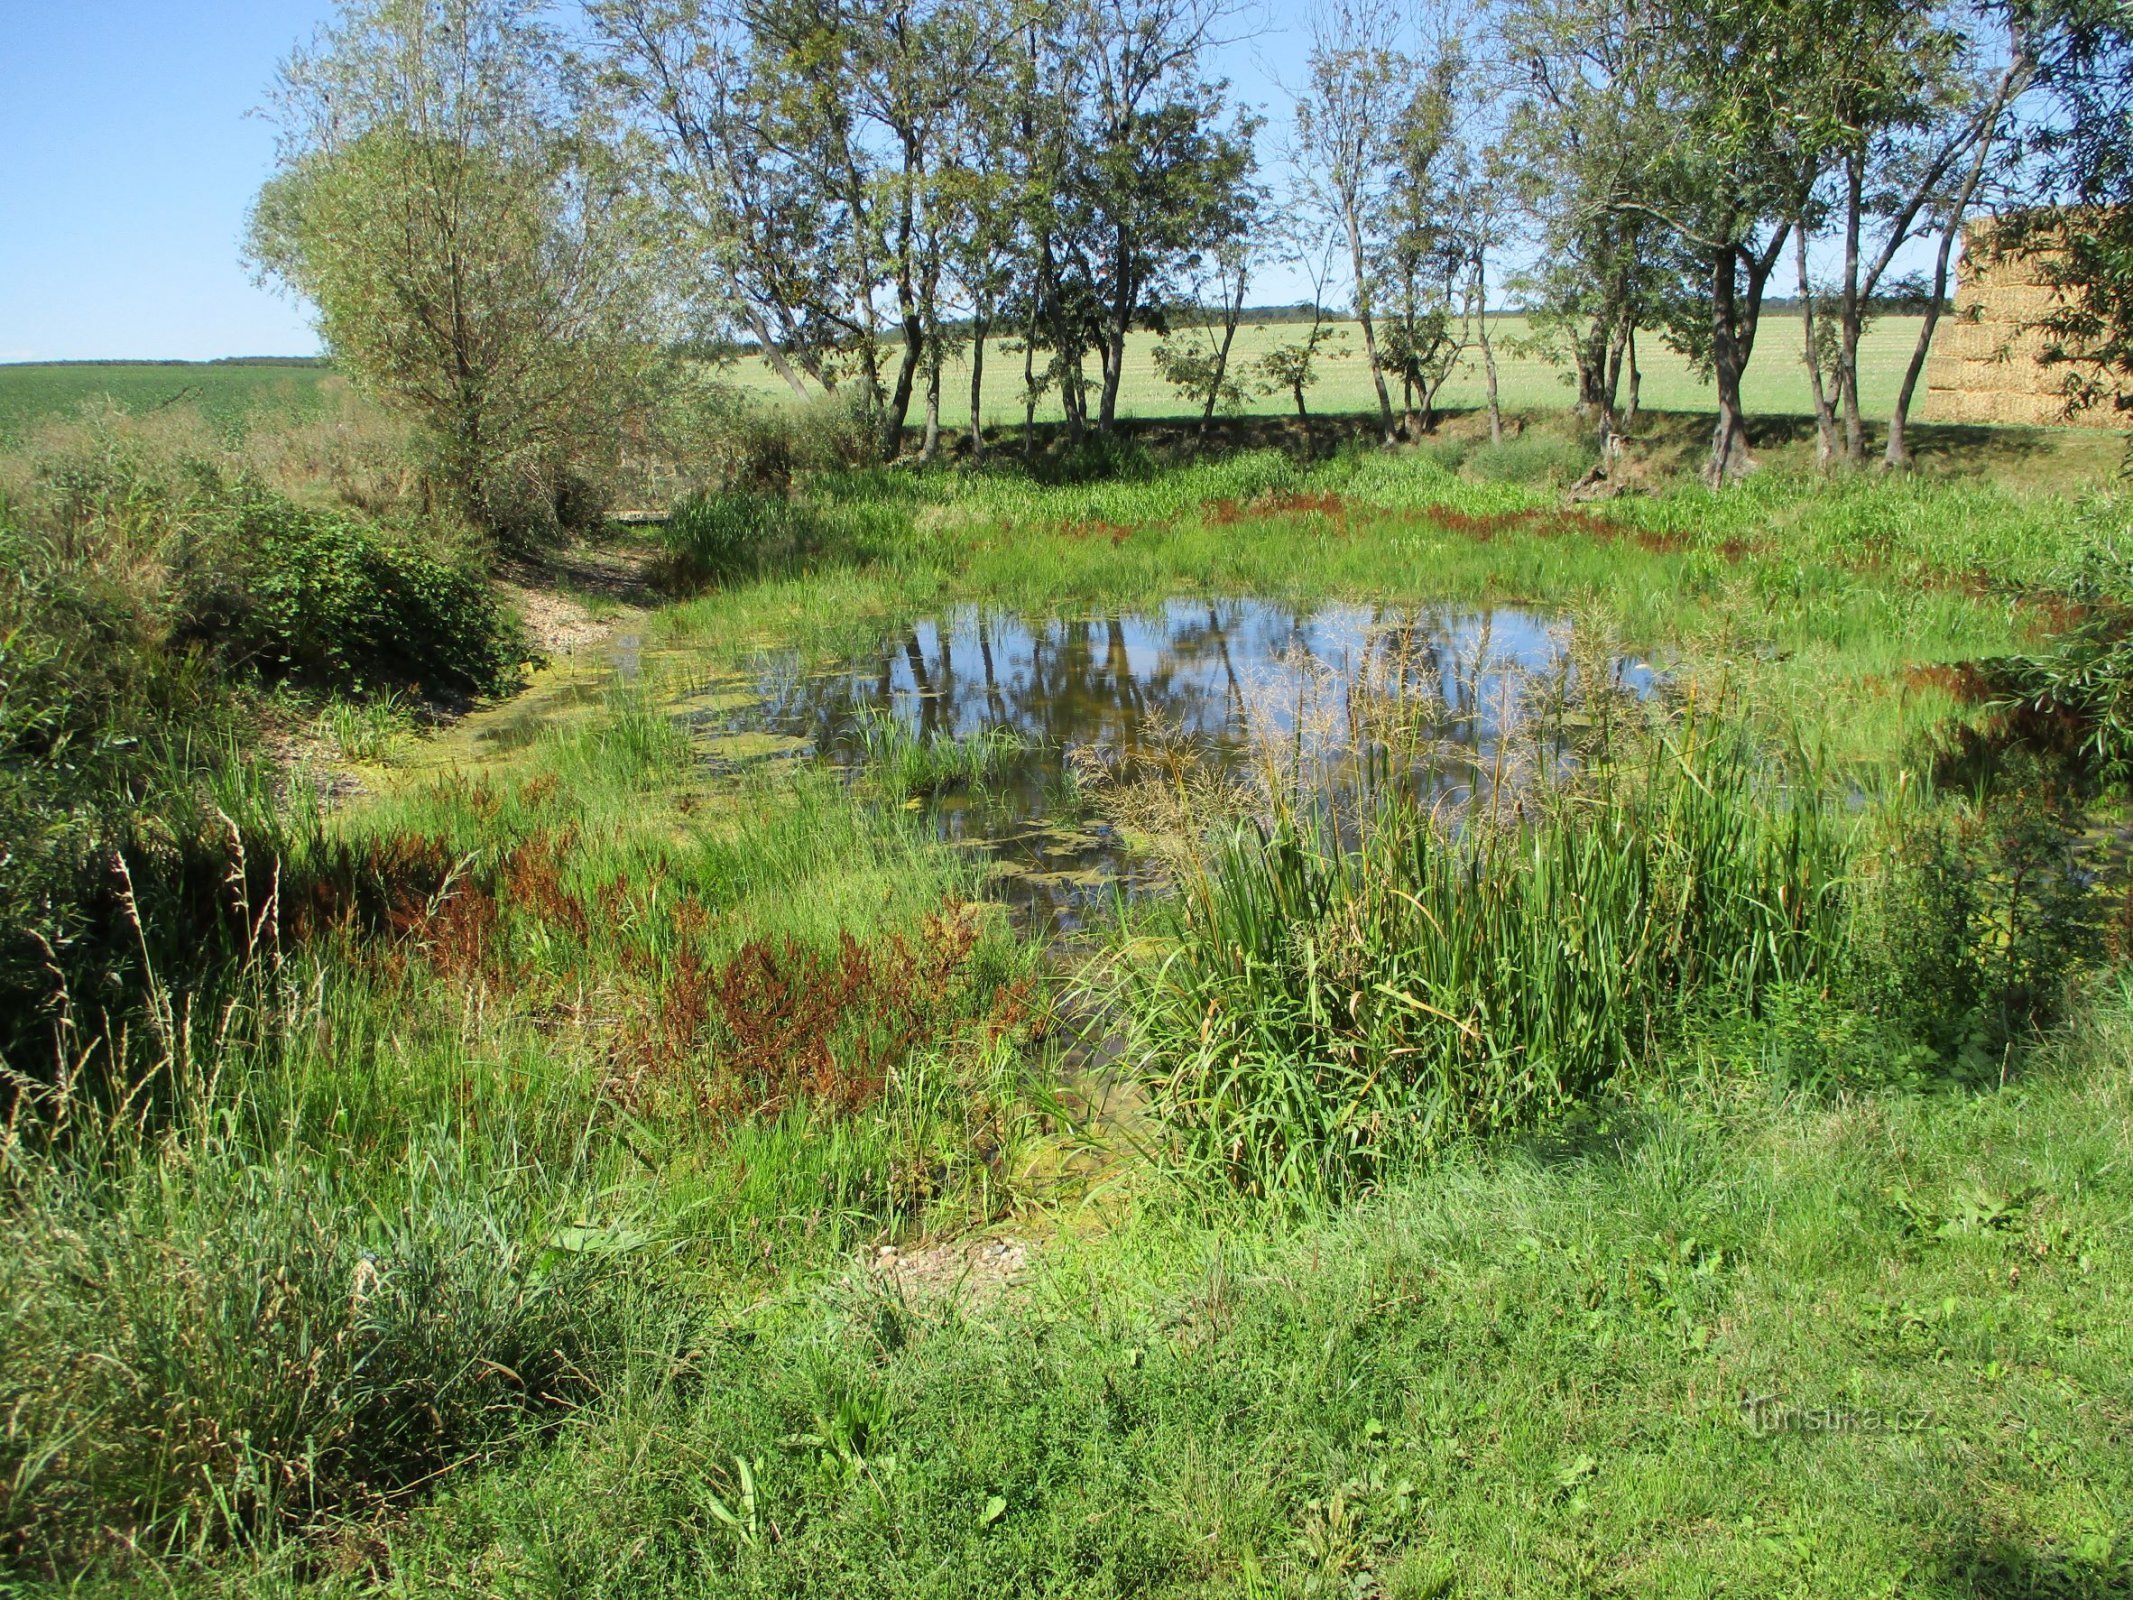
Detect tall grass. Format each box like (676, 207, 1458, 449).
(1112, 716, 1856, 1199)
(850, 705, 1032, 798)
(0, 961, 628, 1571)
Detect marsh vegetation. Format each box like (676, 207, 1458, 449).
(4, 366, 2133, 1593)
(8, 0, 2133, 1588)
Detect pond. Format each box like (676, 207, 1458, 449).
(481, 599, 1655, 929)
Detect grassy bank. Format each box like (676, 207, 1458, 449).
(4, 408, 2132, 1595)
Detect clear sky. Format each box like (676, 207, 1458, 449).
(0, 0, 1314, 364)
(2, 1, 343, 362)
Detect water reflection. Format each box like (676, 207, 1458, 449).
(679, 600, 1655, 929)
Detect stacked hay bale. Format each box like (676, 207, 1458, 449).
(1924, 218, 2127, 427)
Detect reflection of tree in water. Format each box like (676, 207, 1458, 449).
(798, 600, 1552, 782)
(721, 600, 1631, 929)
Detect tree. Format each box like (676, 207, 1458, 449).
(596, 0, 1005, 462)
(1050, 0, 1260, 434)
(1255, 234, 1349, 419)
(1150, 239, 1257, 426)
(1500, 0, 1664, 458)
(1294, 0, 1411, 443)
(251, 0, 660, 544)
(1627, 0, 1813, 485)
(1375, 42, 1470, 436)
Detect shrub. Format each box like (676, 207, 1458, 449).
(1461, 429, 1597, 487)
(177, 492, 523, 698)
(1853, 763, 2103, 1063)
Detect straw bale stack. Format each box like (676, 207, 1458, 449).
(1922, 217, 2127, 428)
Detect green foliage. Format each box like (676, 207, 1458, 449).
(249, 3, 660, 544)
(185, 493, 523, 697)
(0, 1013, 627, 1569)
(1253, 323, 1349, 418)
(1459, 428, 1598, 486)
(1857, 764, 2103, 1057)
(1114, 720, 1855, 1199)
(0, 428, 520, 1077)
(660, 491, 823, 590)
(851, 706, 1031, 798)
(1150, 337, 1248, 417)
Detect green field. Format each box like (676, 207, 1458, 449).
(0, 359, 338, 444)
(719, 313, 1934, 425)
(0, 315, 1928, 446)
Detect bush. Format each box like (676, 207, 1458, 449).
(1853, 764, 2103, 1063)
(178, 493, 524, 698)
(1460, 429, 1597, 486)
(0, 459, 520, 1078)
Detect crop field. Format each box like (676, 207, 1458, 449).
(0, 359, 339, 443)
(719, 313, 1937, 424)
(0, 315, 1937, 450)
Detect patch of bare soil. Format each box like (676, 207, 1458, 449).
(499, 537, 662, 658)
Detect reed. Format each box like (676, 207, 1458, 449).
(1111, 714, 1857, 1199)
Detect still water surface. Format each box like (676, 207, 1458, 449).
(477, 598, 1656, 927)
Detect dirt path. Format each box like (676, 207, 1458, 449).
(497, 536, 662, 659)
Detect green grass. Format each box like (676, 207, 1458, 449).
(851, 705, 1034, 799)
(8, 430, 2133, 1596)
(206, 984, 2133, 1597)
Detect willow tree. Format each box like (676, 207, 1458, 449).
(250, 0, 659, 545)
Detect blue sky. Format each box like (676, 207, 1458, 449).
(0, 1, 1313, 364)
(0, 1, 342, 361)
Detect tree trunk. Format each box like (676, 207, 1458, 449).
(1886, 59, 2022, 470)
(1203, 307, 1241, 435)
(1705, 226, 1787, 487)
(1098, 323, 1127, 433)
(1623, 323, 1641, 435)
(881, 319, 920, 462)
(1799, 226, 1839, 472)
(741, 300, 812, 400)
(1707, 242, 1754, 486)
(1475, 262, 1502, 446)
(1345, 205, 1396, 444)
(1839, 153, 1867, 461)
(969, 315, 987, 462)
(920, 342, 943, 463)
(1887, 214, 1960, 471)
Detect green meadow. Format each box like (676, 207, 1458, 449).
(5, 396, 2133, 1596)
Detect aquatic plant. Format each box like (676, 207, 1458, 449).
(1110, 715, 1857, 1199)
(851, 704, 1032, 798)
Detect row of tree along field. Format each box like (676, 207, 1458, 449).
(0, 314, 1932, 446)
(712, 313, 1939, 428)
(249, 0, 2133, 541)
